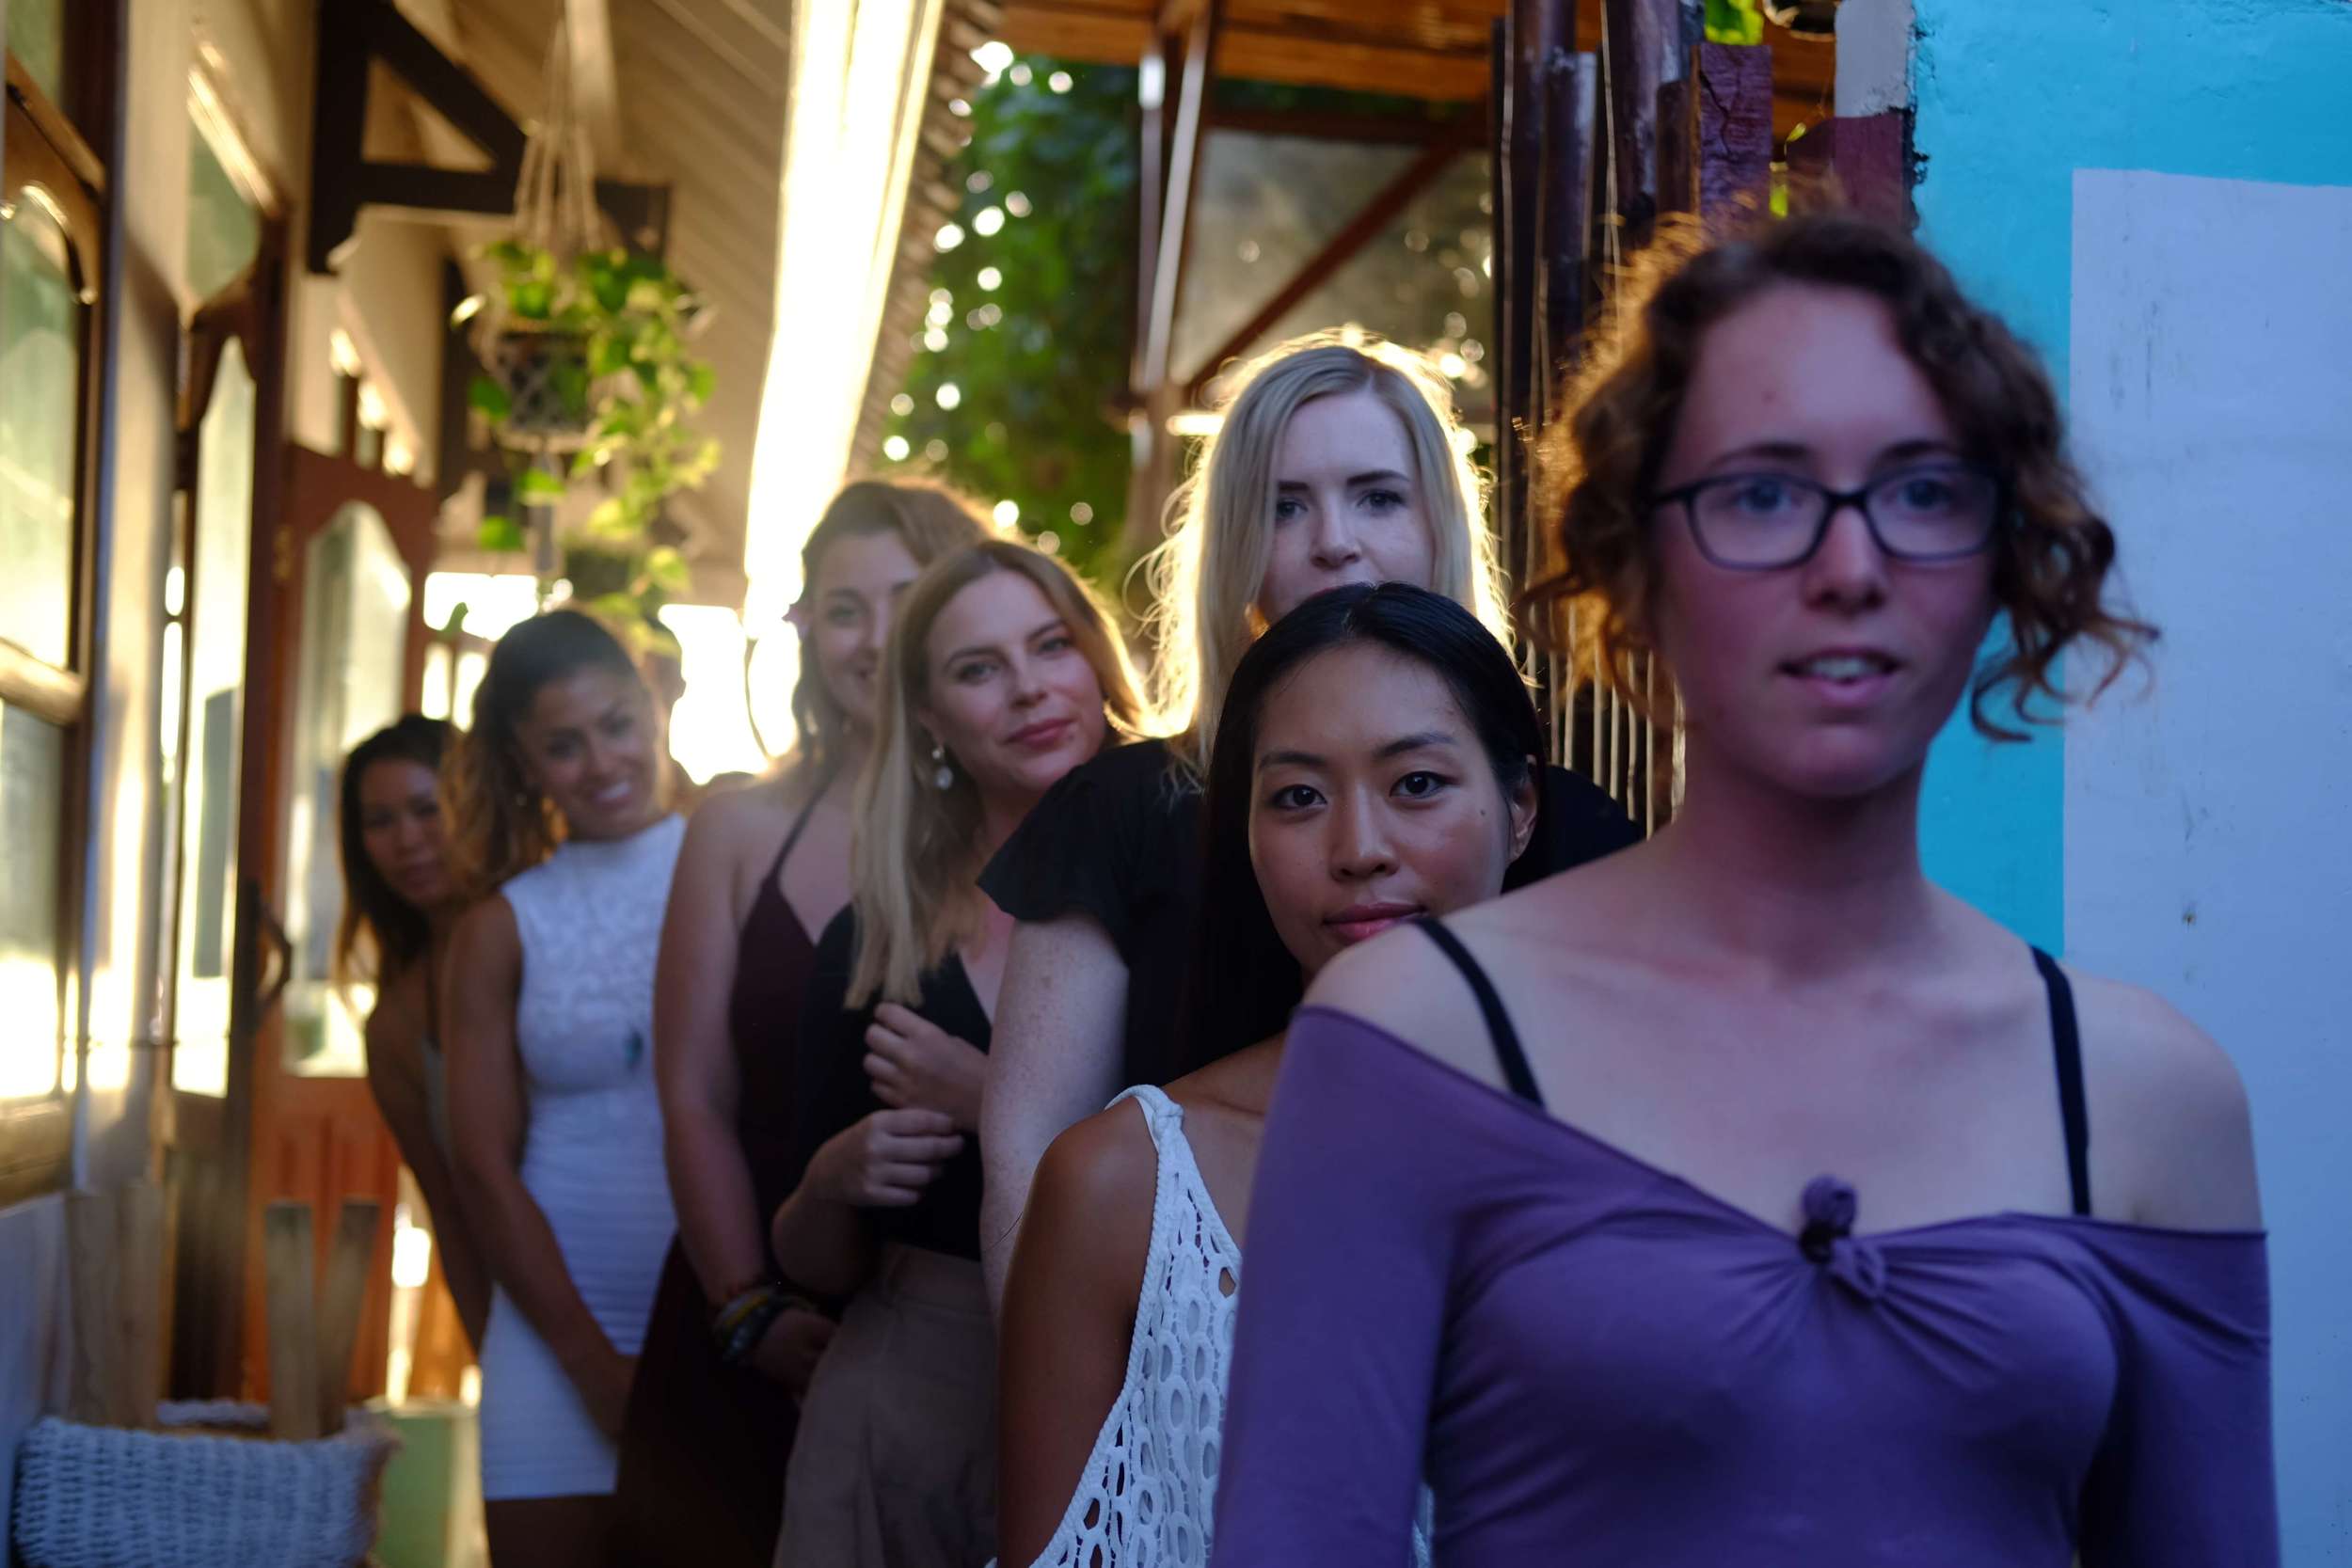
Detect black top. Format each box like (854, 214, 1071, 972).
(1414, 918, 2095, 1218)
(727, 786, 828, 1221)
(978, 736, 1643, 1089)
(785, 907, 991, 1262)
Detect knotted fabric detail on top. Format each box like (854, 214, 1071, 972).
(1797, 1175, 1887, 1302)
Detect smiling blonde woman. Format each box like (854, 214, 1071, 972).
(976, 328, 1638, 1308)
(770, 540, 1144, 1568)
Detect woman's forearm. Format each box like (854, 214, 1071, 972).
(666, 1105, 773, 1303)
(457, 1159, 615, 1371)
(406, 1145, 492, 1350)
(768, 1177, 874, 1302)
(979, 915, 1131, 1309)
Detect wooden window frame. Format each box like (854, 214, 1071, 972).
(0, 53, 111, 1208)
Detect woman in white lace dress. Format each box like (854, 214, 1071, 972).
(997, 585, 1560, 1566)
(443, 610, 686, 1568)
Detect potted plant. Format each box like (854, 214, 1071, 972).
(456, 241, 720, 653)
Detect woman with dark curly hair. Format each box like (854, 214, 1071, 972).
(1209, 213, 2274, 1565)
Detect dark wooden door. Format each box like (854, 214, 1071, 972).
(231, 445, 439, 1405)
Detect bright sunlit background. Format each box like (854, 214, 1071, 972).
(421, 571, 774, 784)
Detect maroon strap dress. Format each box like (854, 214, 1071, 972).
(614, 791, 829, 1567)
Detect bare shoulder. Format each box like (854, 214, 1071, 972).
(1302, 913, 1518, 1094)
(678, 774, 795, 865)
(1014, 1098, 1159, 1308)
(1029, 1098, 1161, 1243)
(363, 964, 426, 1075)
(2067, 964, 2262, 1230)
(448, 895, 521, 982)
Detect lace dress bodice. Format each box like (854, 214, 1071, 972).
(1023, 1085, 1428, 1568)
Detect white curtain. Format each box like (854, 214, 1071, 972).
(742, 0, 946, 633)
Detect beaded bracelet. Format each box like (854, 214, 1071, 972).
(710, 1280, 821, 1368)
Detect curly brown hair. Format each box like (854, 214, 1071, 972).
(1521, 210, 2153, 739)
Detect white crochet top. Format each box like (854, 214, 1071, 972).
(1021, 1085, 1429, 1568)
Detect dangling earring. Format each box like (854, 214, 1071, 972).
(930, 742, 956, 791)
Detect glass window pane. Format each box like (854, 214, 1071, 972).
(7, 0, 68, 111)
(0, 196, 86, 669)
(170, 341, 257, 1098)
(282, 503, 411, 1079)
(187, 106, 262, 303)
(0, 702, 66, 1100)
(1175, 135, 1494, 424)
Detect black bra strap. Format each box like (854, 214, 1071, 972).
(2032, 946, 2092, 1217)
(1414, 920, 1545, 1109)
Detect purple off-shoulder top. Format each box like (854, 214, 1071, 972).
(1208, 1007, 2277, 1567)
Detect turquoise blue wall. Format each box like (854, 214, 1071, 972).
(1909, 0, 2352, 957)
(1912, 7, 2352, 1559)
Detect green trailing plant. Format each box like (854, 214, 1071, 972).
(1706, 0, 1765, 44)
(457, 240, 719, 651)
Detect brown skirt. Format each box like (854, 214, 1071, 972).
(773, 1245, 997, 1568)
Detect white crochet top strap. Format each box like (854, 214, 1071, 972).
(1022, 1085, 1430, 1568)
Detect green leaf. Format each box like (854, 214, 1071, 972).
(550, 359, 592, 418)
(584, 590, 649, 627)
(583, 252, 631, 313)
(643, 546, 691, 591)
(510, 278, 555, 320)
(590, 333, 634, 380)
(468, 374, 512, 422)
(1705, 0, 1764, 44)
(687, 362, 717, 405)
(585, 497, 635, 540)
(516, 467, 569, 503)
(477, 514, 527, 553)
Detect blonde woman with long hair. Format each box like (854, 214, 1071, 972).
(975, 329, 1640, 1306)
(614, 480, 989, 1568)
(770, 539, 1144, 1567)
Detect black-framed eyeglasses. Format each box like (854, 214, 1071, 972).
(1651, 462, 2004, 571)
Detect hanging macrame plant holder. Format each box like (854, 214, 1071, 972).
(472, 25, 610, 454)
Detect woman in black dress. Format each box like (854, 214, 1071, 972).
(771, 540, 1146, 1567)
(613, 481, 988, 1567)
(976, 329, 1639, 1304)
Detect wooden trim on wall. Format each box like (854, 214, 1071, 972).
(0, 1100, 72, 1209)
(0, 641, 84, 723)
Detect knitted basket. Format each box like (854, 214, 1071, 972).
(10, 1401, 398, 1568)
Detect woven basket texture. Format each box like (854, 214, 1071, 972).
(10, 1401, 397, 1568)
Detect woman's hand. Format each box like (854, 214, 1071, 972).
(748, 1307, 836, 1397)
(864, 1004, 989, 1131)
(808, 1107, 963, 1208)
(568, 1342, 639, 1439)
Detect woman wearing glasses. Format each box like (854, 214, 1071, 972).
(1209, 214, 2273, 1565)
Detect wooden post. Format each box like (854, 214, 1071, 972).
(1600, 0, 1701, 246)
(313, 1200, 383, 1434)
(1538, 41, 1597, 367)
(1655, 59, 1698, 217)
(1695, 42, 1774, 221)
(1121, 0, 1223, 562)
(1788, 112, 1911, 226)
(1495, 0, 1550, 602)
(262, 1201, 323, 1442)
